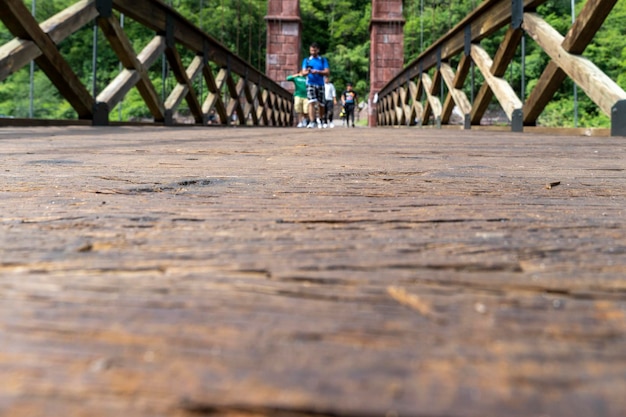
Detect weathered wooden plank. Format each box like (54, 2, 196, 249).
(1, 126, 625, 417)
(0, 0, 94, 118)
(523, 12, 626, 117)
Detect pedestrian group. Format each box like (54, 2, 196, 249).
(287, 42, 359, 129)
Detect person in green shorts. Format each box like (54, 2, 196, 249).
(287, 71, 309, 128)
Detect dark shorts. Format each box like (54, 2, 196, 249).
(306, 85, 325, 106)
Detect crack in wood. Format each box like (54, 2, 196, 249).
(178, 399, 414, 417)
(397, 277, 626, 301)
(276, 218, 510, 225)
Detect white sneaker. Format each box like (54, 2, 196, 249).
(296, 121, 303, 128)
(322, 123, 328, 129)
(307, 122, 315, 128)
(329, 122, 334, 128)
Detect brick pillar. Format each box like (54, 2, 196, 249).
(265, 0, 302, 93)
(369, 0, 404, 126)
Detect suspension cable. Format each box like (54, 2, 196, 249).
(571, 0, 578, 127)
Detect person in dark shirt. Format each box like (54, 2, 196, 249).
(341, 82, 358, 128)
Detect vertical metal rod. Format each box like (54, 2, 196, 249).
(199, 0, 204, 103)
(92, 18, 98, 98)
(471, 61, 474, 104)
(571, 0, 578, 128)
(29, 0, 36, 118)
(521, 33, 525, 103)
(163, 0, 172, 103)
(420, 0, 424, 53)
(119, 13, 124, 121)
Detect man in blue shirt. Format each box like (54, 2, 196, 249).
(302, 42, 330, 128)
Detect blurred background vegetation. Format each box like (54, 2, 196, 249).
(0, 0, 624, 127)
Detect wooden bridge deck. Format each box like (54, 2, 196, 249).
(1, 125, 625, 417)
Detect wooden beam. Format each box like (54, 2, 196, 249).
(470, 83, 494, 126)
(164, 44, 203, 124)
(440, 62, 472, 125)
(98, 16, 164, 121)
(471, 44, 523, 129)
(202, 67, 228, 125)
(225, 75, 245, 125)
(408, 80, 422, 125)
(522, 12, 626, 117)
(414, 75, 425, 125)
(0, 0, 94, 118)
(392, 90, 402, 125)
(421, 72, 442, 127)
(524, 0, 618, 125)
(0, 0, 97, 82)
(258, 89, 269, 126)
(562, 0, 618, 54)
(241, 84, 259, 125)
(96, 36, 165, 120)
(470, 28, 522, 126)
(164, 55, 204, 123)
(523, 62, 566, 125)
(399, 84, 412, 125)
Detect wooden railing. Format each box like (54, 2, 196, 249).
(0, 0, 293, 126)
(376, 0, 626, 136)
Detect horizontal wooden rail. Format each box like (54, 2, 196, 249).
(0, 0, 293, 126)
(376, 0, 626, 136)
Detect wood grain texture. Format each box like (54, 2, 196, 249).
(1, 126, 625, 417)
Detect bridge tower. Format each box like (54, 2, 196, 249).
(369, 0, 405, 126)
(265, 0, 302, 93)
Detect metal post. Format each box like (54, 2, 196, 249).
(521, 33, 525, 103)
(419, 0, 424, 53)
(571, 0, 578, 128)
(92, 20, 98, 98)
(29, 0, 36, 119)
(199, 0, 203, 104)
(119, 13, 124, 121)
(163, 0, 172, 103)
